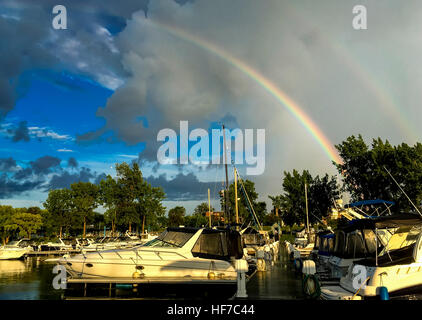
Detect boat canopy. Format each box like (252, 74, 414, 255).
(192, 228, 243, 260)
(342, 214, 422, 231)
(344, 199, 395, 208)
(241, 227, 266, 246)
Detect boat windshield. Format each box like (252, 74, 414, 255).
(142, 229, 195, 248)
(379, 225, 422, 255)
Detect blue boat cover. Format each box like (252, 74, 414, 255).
(344, 199, 395, 208)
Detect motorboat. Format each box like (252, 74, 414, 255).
(0, 239, 34, 260)
(58, 227, 244, 280)
(37, 238, 74, 252)
(321, 214, 422, 299)
(311, 230, 335, 268)
(328, 217, 394, 280)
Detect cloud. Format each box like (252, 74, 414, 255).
(30, 156, 61, 175)
(9, 121, 30, 142)
(0, 0, 151, 119)
(146, 172, 218, 201)
(0, 157, 18, 172)
(67, 157, 78, 168)
(44, 167, 96, 190)
(0, 173, 43, 198)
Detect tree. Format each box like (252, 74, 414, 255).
(44, 189, 72, 238)
(0, 206, 18, 245)
(184, 203, 214, 228)
(168, 206, 186, 227)
(70, 181, 99, 238)
(139, 183, 166, 233)
(269, 170, 340, 226)
(335, 135, 422, 212)
(12, 212, 43, 239)
(115, 162, 143, 232)
(99, 175, 120, 236)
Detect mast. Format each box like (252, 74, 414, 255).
(305, 180, 309, 234)
(222, 124, 230, 224)
(208, 188, 212, 227)
(234, 167, 239, 230)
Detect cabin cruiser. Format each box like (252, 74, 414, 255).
(321, 214, 422, 299)
(241, 227, 268, 260)
(0, 239, 34, 260)
(328, 218, 394, 279)
(37, 238, 74, 252)
(58, 227, 244, 280)
(311, 230, 335, 268)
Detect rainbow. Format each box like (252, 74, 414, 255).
(151, 21, 343, 164)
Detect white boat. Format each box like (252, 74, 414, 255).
(38, 238, 74, 252)
(58, 227, 244, 280)
(321, 214, 422, 299)
(0, 239, 34, 260)
(328, 219, 394, 279)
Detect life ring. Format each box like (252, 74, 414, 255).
(302, 274, 321, 299)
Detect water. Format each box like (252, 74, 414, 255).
(0, 247, 303, 300)
(0, 257, 63, 300)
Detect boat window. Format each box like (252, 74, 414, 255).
(362, 229, 378, 255)
(191, 232, 229, 259)
(142, 230, 194, 248)
(243, 233, 265, 246)
(379, 226, 422, 255)
(334, 231, 345, 256)
(328, 238, 334, 253)
(345, 231, 366, 258)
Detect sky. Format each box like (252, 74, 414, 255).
(0, 0, 421, 214)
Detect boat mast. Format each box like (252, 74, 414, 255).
(222, 124, 230, 224)
(234, 167, 239, 230)
(305, 180, 309, 234)
(208, 188, 212, 227)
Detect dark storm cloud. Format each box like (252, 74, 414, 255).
(9, 121, 30, 142)
(68, 157, 78, 168)
(30, 156, 61, 175)
(146, 172, 218, 201)
(44, 167, 94, 190)
(0, 173, 43, 198)
(0, 157, 17, 172)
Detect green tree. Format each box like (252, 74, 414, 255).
(12, 212, 43, 239)
(70, 181, 99, 238)
(44, 189, 72, 238)
(184, 203, 214, 228)
(0, 206, 18, 245)
(99, 175, 120, 236)
(168, 206, 186, 227)
(335, 135, 422, 212)
(115, 162, 143, 232)
(269, 170, 340, 226)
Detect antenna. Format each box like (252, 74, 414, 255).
(383, 166, 422, 216)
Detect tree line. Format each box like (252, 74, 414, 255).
(269, 135, 422, 226)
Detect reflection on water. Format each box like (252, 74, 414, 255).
(246, 246, 304, 299)
(0, 257, 63, 300)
